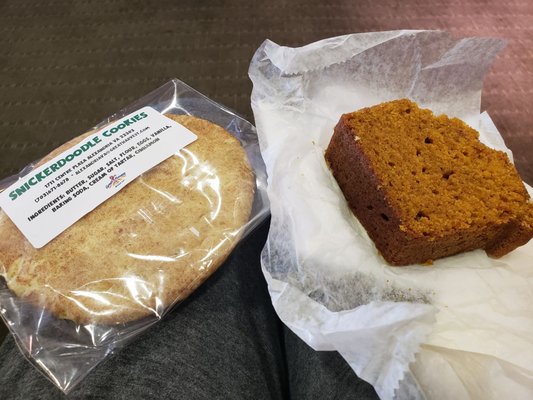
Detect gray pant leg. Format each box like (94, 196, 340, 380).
(283, 327, 379, 400)
(0, 222, 288, 400)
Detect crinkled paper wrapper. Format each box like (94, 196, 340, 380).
(248, 30, 533, 400)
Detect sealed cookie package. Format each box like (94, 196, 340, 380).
(0, 79, 269, 393)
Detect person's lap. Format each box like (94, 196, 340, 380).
(0, 222, 378, 399)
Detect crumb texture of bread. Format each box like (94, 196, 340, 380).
(0, 115, 255, 324)
(325, 99, 533, 265)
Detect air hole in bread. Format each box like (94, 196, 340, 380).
(388, 161, 395, 167)
(442, 171, 454, 180)
(415, 211, 428, 220)
(424, 137, 433, 144)
(416, 149, 421, 156)
(380, 213, 389, 221)
(422, 167, 427, 173)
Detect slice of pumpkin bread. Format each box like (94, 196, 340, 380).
(325, 99, 533, 265)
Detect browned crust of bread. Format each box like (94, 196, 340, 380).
(325, 102, 533, 266)
(0, 115, 255, 324)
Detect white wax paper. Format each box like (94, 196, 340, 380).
(248, 30, 533, 400)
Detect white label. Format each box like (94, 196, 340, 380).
(0, 107, 197, 248)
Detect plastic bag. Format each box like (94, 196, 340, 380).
(0, 79, 269, 393)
